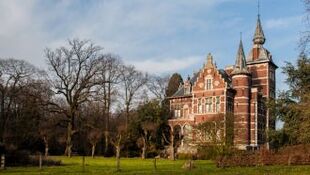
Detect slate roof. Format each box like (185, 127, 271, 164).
(169, 73, 198, 98)
(218, 69, 232, 87)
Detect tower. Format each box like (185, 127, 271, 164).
(232, 39, 251, 149)
(247, 14, 278, 147)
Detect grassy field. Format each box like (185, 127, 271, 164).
(1, 156, 310, 175)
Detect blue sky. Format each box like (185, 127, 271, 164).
(0, 0, 306, 91)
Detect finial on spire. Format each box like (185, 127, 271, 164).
(206, 53, 214, 68)
(253, 6, 265, 45)
(257, 0, 260, 17)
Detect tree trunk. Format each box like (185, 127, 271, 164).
(43, 136, 49, 157)
(141, 130, 147, 159)
(65, 121, 73, 157)
(125, 103, 130, 131)
(45, 143, 49, 158)
(104, 131, 109, 155)
(142, 137, 146, 159)
(170, 131, 175, 160)
(91, 144, 96, 158)
(0, 96, 6, 144)
(116, 145, 121, 171)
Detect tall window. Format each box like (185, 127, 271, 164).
(215, 96, 220, 112)
(174, 105, 181, 118)
(205, 97, 212, 112)
(198, 99, 203, 113)
(205, 78, 213, 90)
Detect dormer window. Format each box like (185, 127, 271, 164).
(205, 78, 213, 90)
(184, 86, 191, 95)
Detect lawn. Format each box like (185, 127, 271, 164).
(1, 156, 310, 175)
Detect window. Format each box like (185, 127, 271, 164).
(174, 109, 181, 118)
(174, 105, 182, 118)
(205, 78, 213, 90)
(198, 99, 203, 113)
(215, 96, 220, 112)
(205, 97, 212, 112)
(184, 87, 190, 95)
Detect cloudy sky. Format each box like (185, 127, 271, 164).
(0, 0, 306, 91)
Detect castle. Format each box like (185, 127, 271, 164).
(167, 15, 277, 151)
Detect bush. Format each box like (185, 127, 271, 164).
(5, 147, 61, 167)
(216, 144, 310, 167)
(197, 145, 234, 160)
(177, 153, 196, 160)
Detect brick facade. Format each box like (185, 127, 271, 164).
(168, 16, 277, 151)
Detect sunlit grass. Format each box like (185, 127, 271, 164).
(1, 156, 310, 175)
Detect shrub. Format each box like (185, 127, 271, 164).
(197, 145, 234, 160)
(178, 153, 196, 160)
(5, 147, 61, 167)
(216, 144, 310, 167)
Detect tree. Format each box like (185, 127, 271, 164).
(269, 56, 310, 145)
(81, 100, 105, 158)
(147, 75, 169, 101)
(0, 58, 41, 145)
(45, 39, 103, 157)
(87, 129, 102, 158)
(165, 73, 183, 97)
(110, 120, 126, 172)
(135, 100, 162, 159)
(97, 54, 122, 155)
(119, 65, 148, 130)
(300, 0, 310, 55)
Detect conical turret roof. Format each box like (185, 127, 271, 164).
(253, 15, 265, 45)
(232, 39, 249, 75)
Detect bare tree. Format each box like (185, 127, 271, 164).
(119, 65, 148, 130)
(87, 129, 102, 158)
(138, 121, 158, 159)
(0, 58, 40, 144)
(81, 101, 104, 158)
(111, 122, 126, 172)
(45, 39, 103, 157)
(97, 54, 122, 155)
(300, 0, 310, 55)
(147, 75, 169, 101)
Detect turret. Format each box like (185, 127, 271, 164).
(232, 39, 251, 149)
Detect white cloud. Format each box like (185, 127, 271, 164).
(129, 56, 202, 74)
(265, 15, 303, 29)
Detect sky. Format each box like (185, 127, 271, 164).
(0, 0, 307, 92)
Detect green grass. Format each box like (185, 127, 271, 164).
(1, 156, 310, 175)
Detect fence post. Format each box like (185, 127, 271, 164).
(153, 158, 157, 171)
(39, 153, 42, 170)
(82, 156, 85, 172)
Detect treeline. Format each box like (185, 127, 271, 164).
(0, 39, 183, 159)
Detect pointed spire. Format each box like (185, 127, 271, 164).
(253, 14, 265, 45)
(205, 53, 214, 68)
(232, 39, 249, 74)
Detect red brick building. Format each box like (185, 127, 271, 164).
(168, 16, 277, 152)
